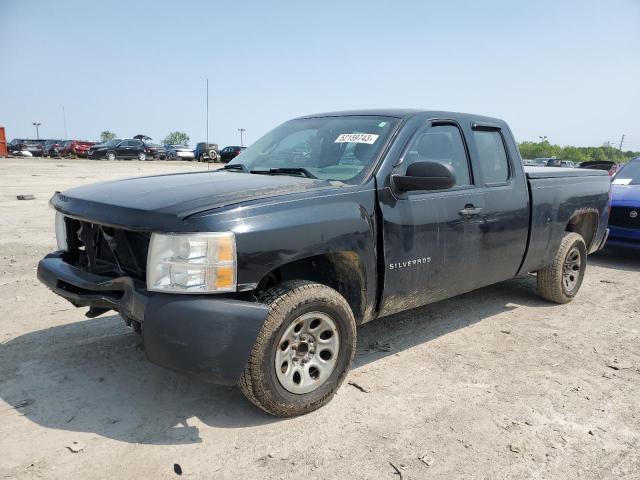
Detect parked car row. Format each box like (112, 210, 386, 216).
(8, 138, 98, 157)
(522, 157, 577, 168)
(6, 137, 246, 163)
(522, 158, 624, 175)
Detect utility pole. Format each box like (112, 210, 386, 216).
(238, 128, 246, 147)
(206, 79, 209, 146)
(32, 122, 41, 140)
(619, 134, 625, 151)
(206, 79, 209, 171)
(62, 106, 68, 140)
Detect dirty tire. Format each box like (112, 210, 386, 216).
(537, 232, 587, 304)
(239, 280, 356, 417)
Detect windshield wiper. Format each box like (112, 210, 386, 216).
(250, 167, 317, 179)
(222, 164, 248, 173)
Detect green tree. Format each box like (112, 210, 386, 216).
(163, 131, 190, 146)
(100, 130, 117, 142)
(519, 140, 639, 164)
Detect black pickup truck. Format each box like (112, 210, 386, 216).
(38, 110, 610, 416)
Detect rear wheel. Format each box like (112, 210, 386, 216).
(239, 281, 356, 417)
(537, 232, 587, 304)
(138, 152, 147, 161)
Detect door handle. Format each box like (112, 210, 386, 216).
(459, 204, 483, 217)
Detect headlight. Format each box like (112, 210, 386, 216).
(146, 232, 237, 293)
(55, 212, 68, 251)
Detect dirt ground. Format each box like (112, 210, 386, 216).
(0, 157, 639, 479)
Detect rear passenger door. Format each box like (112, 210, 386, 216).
(130, 140, 144, 157)
(468, 123, 529, 286)
(116, 140, 131, 157)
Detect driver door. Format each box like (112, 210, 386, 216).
(378, 121, 485, 317)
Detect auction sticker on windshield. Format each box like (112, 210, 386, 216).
(335, 133, 379, 144)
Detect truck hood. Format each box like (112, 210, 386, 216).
(51, 170, 334, 231)
(611, 183, 640, 206)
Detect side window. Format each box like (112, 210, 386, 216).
(473, 130, 510, 184)
(405, 124, 471, 187)
(132, 140, 143, 147)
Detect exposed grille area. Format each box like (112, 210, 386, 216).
(609, 206, 640, 229)
(63, 217, 151, 281)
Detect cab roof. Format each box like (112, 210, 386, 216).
(295, 109, 506, 125)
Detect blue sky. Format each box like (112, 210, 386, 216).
(1, 0, 639, 149)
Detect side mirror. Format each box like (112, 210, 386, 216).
(392, 161, 456, 192)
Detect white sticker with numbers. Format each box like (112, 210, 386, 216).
(334, 133, 379, 144)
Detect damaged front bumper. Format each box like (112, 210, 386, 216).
(37, 252, 268, 385)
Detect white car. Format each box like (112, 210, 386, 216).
(165, 145, 195, 160)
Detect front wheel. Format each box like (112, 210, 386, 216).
(239, 281, 356, 417)
(106, 151, 116, 161)
(537, 232, 587, 304)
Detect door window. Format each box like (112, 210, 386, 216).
(405, 124, 471, 187)
(473, 130, 510, 184)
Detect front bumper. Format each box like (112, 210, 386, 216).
(37, 252, 268, 385)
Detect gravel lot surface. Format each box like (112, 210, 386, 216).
(1, 158, 639, 479)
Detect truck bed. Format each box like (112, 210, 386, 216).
(519, 167, 610, 276)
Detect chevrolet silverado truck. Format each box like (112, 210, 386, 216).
(38, 110, 611, 416)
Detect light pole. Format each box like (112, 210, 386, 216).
(539, 135, 548, 156)
(33, 122, 41, 140)
(238, 128, 246, 147)
(62, 106, 67, 140)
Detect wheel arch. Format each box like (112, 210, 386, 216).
(254, 252, 370, 324)
(565, 208, 599, 251)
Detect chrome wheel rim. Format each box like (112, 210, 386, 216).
(107, 152, 115, 161)
(563, 247, 581, 292)
(275, 312, 340, 394)
(139, 153, 145, 161)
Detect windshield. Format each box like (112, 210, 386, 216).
(613, 160, 640, 185)
(227, 116, 399, 182)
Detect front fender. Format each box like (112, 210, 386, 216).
(192, 184, 379, 313)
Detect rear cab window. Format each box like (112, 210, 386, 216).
(472, 129, 511, 185)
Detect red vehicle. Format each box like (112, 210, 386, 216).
(54, 140, 96, 158)
(73, 141, 96, 157)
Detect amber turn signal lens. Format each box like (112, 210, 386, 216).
(215, 265, 235, 290)
(216, 236, 234, 262)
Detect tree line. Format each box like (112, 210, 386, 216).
(518, 140, 639, 164)
(99, 130, 190, 146)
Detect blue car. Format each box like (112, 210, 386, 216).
(607, 157, 640, 249)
